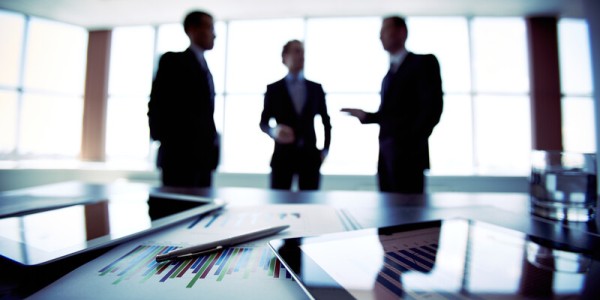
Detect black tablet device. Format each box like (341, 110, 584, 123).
(0, 191, 225, 265)
(269, 219, 599, 299)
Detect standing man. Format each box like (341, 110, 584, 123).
(260, 40, 332, 190)
(342, 16, 443, 193)
(148, 10, 219, 187)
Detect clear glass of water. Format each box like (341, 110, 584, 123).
(529, 150, 597, 222)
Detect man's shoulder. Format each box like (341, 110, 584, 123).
(266, 78, 286, 89)
(305, 79, 324, 92)
(408, 52, 439, 63)
(402, 53, 439, 72)
(304, 78, 321, 86)
(159, 50, 191, 61)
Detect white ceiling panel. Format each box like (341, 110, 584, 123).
(0, 0, 585, 29)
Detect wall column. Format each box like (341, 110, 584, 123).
(526, 17, 563, 151)
(581, 0, 600, 193)
(81, 30, 111, 161)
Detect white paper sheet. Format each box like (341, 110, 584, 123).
(29, 204, 348, 299)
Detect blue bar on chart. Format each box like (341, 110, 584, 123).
(98, 245, 292, 288)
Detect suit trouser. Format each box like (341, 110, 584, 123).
(377, 164, 424, 194)
(270, 148, 321, 191)
(161, 168, 212, 188)
(377, 147, 425, 193)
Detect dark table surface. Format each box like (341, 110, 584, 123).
(1, 181, 599, 299)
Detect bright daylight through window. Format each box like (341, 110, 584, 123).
(0, 10, 595, 176)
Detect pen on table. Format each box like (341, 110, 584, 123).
(155, 225, 290, 262)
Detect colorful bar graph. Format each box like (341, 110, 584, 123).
(377, 243, 438, 298)
(98, 245, 292, 288)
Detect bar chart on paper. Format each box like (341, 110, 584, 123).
(30, 205, 345, 299)
(98, 244, 292, 287)
(91, 205, 346, 289)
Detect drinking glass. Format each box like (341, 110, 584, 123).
(529, 150, 597, 222)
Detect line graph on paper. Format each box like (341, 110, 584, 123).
(182, 204, 349, 238)
(187, 209, 302, 230)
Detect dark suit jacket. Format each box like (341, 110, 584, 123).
(148, 48, 218, 170)
(364, 53, 443, 172)
(260, 78, 332, 169)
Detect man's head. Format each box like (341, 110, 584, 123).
(380, 16, 408, 54)
(184, 11, 215, 50)
(281, 40, 304, 74)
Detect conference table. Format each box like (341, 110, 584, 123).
(0, 181, 599, 298)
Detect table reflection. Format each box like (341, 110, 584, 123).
(279, 219, 599, 299)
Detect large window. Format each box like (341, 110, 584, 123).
(0, 11, 87, 160)
(0, 10, 22, 153)
(133, 17, 537, 176)
(1, 10, 595, 177)
(558, 19, 596, 153)
(469, 18, 532, 174)
(221, 19, 305, 173)
(407, 17, 474, 175)
(304, 17, 386, 175)
(105, 26, 155, 165)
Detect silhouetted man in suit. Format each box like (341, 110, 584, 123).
(148, 11, 219, 187)
(343, 16, 443, 193)
(260, 40, 332, 190)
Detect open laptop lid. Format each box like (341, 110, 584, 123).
(269, 219, 600, 299)
(0, 191, 225, 266)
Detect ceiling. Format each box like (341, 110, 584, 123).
(0, 0, 586, 30)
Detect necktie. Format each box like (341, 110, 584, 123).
(381, 63, 395, 97)
(289, 76, 305, 114)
